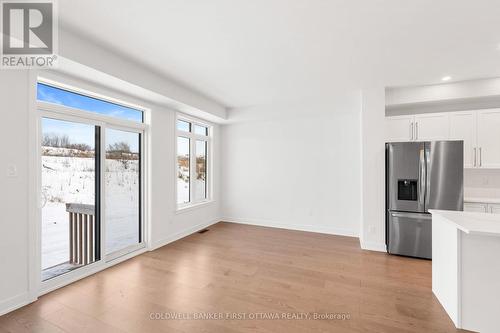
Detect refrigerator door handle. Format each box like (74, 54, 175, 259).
(425, 145, 431, 209)
(419, 148, 426, 209)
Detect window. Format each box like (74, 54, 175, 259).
(176, 117, 211, 207)
(177, 120, 191, 132)
(177, 136, 190, 204)
(41, 118, 100, 280)
(105, 129, 141, 255)
(195, 140, 207, 201)
(194, 125, 208, 136)
(37, 80, 145, 281)
(37, 82, 144, 123)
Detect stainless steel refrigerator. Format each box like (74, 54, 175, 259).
(385, 141, 463, 259)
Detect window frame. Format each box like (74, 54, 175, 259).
(34, 75, 149, 292)
(175, 113, 213, 210)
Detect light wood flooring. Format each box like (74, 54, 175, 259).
(0, 222, 467, 333)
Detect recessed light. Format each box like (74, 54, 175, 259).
(441, 76, 452, 82)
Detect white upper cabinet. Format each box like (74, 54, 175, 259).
(385, 113, 449, 142)
(477, 109, 500, 168)
(449, 111, 477, 168)
(385, 115, 414, 142)
(414, 113, 450, 141)
(386, 108, 500, 169)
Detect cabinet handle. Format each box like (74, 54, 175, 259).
(415, 122, 419, 140)
(479, 147, 482, 167)
(474, 148, 477, 167)
(410, 122, 413, 140)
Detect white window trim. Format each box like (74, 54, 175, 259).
(175, 113, 213, 211)
(29, 72, 150, 298)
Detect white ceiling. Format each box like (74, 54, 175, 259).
(60, 0, 500, 109)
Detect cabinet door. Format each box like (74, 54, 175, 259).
(449, 111, 477, 168)
(489, 204, 500, 214)
(385, 115, 414, 142)
(477, 109, 500, 168)
(414, 113, 450, 141)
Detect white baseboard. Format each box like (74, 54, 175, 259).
(150, 218, 220, 251)
(360, 240, 387, 252)
(0, 292, 36, 316)
(222, 217, 358, 238)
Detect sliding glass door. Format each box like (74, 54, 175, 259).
(105, 128, 142, 256)
(38, 81, 146, 282)
(41, 119, 144, 280)
(41, 117, 100, 281)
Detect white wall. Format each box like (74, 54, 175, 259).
(386, 77, 500, 117)
(360, 87, 387, 252)
(386, 77, 500, 106)
(149, 107, 221, 250)
(0, 71, 32, 313)
(220, 96, 362, 237)
(0, 32, 223, 315)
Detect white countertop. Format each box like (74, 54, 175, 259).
(430, 209, 500, 237)
(464, 197, 500, 204)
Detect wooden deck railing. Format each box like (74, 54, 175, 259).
(65, 203, 96, 265)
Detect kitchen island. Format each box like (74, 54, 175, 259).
(429, 210, 500, 333)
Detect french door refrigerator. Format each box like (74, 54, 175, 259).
(385, 141, 463, 259)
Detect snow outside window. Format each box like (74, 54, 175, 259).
(176, 117, 210, 208)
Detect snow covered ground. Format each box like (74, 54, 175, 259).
(42, 146, 205, 270)
(42, 149, 139, 269)
(177, 172, 206, 204)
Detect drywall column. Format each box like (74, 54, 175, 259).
(0, 71, 32, 314)
(360, 87, 387, 251)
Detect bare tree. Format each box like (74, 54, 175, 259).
(42, 133, 92, 154)
(42, 133, 71, 148)
(107, 141, 134, 169)
(60, 135, 70, 148)
(107, 141, 131, 153)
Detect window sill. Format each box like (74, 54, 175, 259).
(175, 200, 215, 215)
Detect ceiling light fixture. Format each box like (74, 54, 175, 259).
(441, 76, 452, 82)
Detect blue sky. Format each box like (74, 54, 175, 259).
(39, 83, 141, 152)
(37, 83, 143, 123)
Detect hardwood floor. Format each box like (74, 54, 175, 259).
(0, 222, 466, 333)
